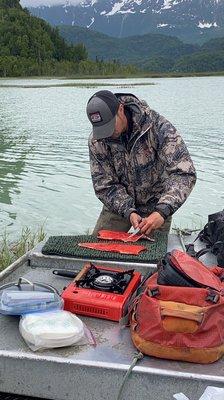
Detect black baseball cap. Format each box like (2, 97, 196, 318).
(86, 90, 120, 139)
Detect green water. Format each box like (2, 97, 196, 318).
(0, 76, 223, 238)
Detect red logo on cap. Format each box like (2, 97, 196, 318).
(90, 112, 102, 123)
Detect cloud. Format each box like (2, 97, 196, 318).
(20, 0, 81, 6)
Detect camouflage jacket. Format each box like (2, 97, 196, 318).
(88, 93, 196, 219)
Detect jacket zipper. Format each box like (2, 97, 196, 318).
(129, 124, 153, 157)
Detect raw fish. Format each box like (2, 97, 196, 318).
(78, 242, 146, 255)
(97, 230, 154, 243)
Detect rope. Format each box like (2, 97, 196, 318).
(176, 229, 186, 251)
(116, 352, 144, 400)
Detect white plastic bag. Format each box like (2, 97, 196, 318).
(173, 386, 224, 400)
(173, 394, 189, 400)
(19, 310, 95, 351)
(198, 386, 224, 400)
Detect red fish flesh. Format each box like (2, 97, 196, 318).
(78, 242, 146, 255)
(97, 230, 154, 243)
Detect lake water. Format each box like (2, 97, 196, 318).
(0, 76, 223, 239)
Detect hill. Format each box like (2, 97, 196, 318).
(201, 37, 224, 52)
(59, 25, 224, 73)
(0, 0, 135, 77)
(173, 36, 224, 72)
(0, 0, 88, 76)
(59, 25, 198, 64)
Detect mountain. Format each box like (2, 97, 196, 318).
(201, 36, 224, 52)
(0, 0, 88, 76)
(59, 24, 224, 72)
(2, 1, 224, 76)
(59, 25, 198, 65)
(175, 36, 224, 72)
(0, 0, 137, 77)
(25, 0, 224, 43)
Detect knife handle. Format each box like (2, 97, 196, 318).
(53, 269, 79, 278)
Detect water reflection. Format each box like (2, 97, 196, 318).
(0, 77, 223, 237)
(0, 130, 29, 206)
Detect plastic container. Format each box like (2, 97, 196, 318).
(19, 310, 85, 350)
(0, 277, 63, 315)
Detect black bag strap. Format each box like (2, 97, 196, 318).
(195, 247, 211, 259)
(119, 270, 154, 326)
(185, 210, 224, 267)
(185, 243, 198, 257)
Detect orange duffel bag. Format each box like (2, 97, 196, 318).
(130, 250, 224, 363)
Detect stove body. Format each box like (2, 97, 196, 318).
(61, 263, 142, 321)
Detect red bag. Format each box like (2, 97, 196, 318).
(130, 250, 224, 363)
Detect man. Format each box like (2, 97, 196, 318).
(86, 90, 196, 236)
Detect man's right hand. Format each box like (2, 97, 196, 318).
(130, 212, 142, 229)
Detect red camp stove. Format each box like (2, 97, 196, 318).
(62, 263, 142, 321)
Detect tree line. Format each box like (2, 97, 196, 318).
(60, 25, 224, 74)
(0, 0, 136, 77)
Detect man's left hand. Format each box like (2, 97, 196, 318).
(138, 212, 165, 235)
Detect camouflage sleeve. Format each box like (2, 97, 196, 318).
(88, 136, 136, 219)
(153, 113, 197, 213)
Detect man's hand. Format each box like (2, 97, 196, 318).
(138, 212, 165, 235)
(130, 212, 142, 229)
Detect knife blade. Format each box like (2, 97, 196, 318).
(125, 230, 155, 243)
(126, 227, 141, 240)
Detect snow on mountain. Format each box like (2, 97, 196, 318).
(24, 0, 224, 42)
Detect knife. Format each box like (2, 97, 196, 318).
(126, 227, 141, 240)
(126, 220, 155, 242)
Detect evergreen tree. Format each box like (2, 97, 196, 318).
(0, 0, 89, 76)
(0, 0, 135, 77)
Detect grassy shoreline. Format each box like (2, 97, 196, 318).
(0, 82, 156, 88)
(0, 71, 224, 81)
(0, 227, 46, 272)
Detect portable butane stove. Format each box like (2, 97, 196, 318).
(62, 263, 142, 321)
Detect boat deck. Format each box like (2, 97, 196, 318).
(0, 234, 223, 400)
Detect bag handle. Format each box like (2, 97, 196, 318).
(0, 278, 59, 295)
(160, 307, 204, 323)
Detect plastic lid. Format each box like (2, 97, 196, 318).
(0, 289, 63, 315)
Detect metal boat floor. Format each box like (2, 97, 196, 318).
(0, 235, 223, 400)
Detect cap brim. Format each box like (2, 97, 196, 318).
(92, 115, 116, 139)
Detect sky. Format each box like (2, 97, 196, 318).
(20, 0, 81, 6)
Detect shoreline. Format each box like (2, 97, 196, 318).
(0, 81, 155, 89)
(0, 71, 224, 81)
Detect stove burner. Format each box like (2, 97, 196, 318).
(94, 275, 114, 285)
(76, 263, 134, 294)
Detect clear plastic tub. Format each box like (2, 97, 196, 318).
(0, 278, 63, 315)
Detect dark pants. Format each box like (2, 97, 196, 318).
(92, 206, 172, 236)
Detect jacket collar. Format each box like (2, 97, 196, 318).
(104, 93, 152, 146)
